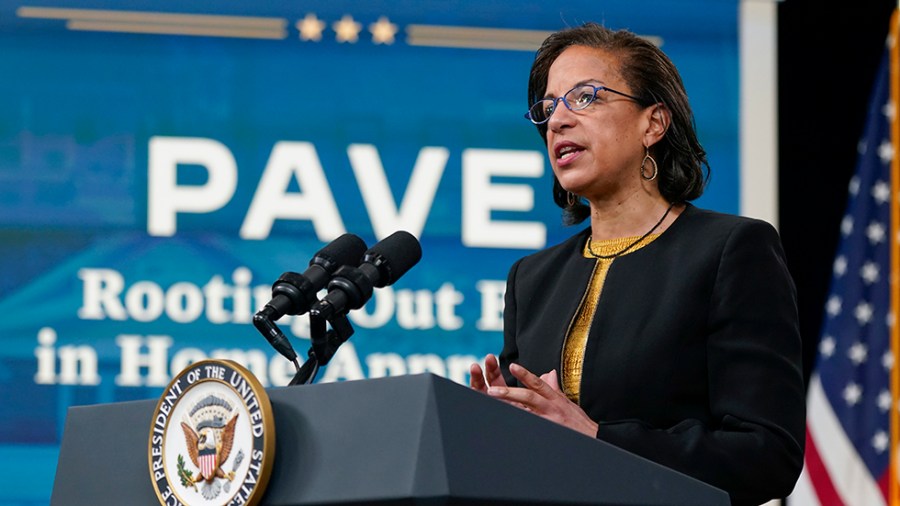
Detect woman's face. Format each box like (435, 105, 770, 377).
(543, 45, 648, 201)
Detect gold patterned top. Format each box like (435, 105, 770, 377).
(561, 233, 662, 403)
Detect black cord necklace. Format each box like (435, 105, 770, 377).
(587, 202, 675, 259)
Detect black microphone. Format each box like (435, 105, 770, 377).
(260, 233, 368, 319)
(309, 230, 422, 320)
(254, 233, 367, 361)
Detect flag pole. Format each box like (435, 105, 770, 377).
(890, 6, 899, 506)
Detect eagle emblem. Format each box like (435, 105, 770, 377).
(179, 394, 240, 498)
(149, 359, 274, 506)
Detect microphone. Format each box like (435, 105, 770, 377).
(254, 233, 367, 361)
(260, 233, 368, 319)
(309, 230, 422, 320)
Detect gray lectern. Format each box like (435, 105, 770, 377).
(51, 373, 729, 505)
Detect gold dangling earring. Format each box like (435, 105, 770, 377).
(567, 191, 577, 207)
(640, 147, 658, 181)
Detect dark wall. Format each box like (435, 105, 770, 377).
(777, 1, 897, 385)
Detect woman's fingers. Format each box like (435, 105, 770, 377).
(483, 354, 507, 387)
(469, 362, 487, 392)
(539, 369, 560, 391)
(470, 354, 509, 394)
(482, 363, 599, 437)
(509, 362, 559, 399)
(488, 363, 550, 408)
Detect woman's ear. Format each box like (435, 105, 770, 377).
(644, 103, 671, 146)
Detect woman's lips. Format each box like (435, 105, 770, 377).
(555, 142, 584, 167)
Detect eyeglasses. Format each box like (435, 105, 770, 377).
(525, 84, 644, 125)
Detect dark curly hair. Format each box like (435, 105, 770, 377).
(528, 22, 710, 225)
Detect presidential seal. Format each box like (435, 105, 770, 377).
(148, 359, 275, 506)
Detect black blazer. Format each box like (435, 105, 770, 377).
(500, 204, 805, 506)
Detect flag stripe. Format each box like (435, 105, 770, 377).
(807, 375, 887, 505)
(793, 466, 822, 506)
(803, 427, 845, 506)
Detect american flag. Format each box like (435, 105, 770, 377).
(788, 26, 898, 506)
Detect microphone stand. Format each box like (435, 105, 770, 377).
(288, 313, 355, 386)
(254, 303, 356, 386)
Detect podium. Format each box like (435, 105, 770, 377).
(51, 373, 729, 505)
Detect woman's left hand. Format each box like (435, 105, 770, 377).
(487, 362, 599, 438)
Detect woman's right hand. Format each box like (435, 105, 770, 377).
(469, 353, 508, 392)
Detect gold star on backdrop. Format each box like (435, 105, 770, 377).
(369, 16, 398, 45)
(333, 14, 361, 43)
(297, 13, 326, 41)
